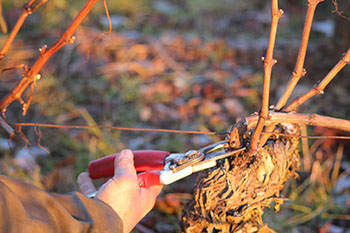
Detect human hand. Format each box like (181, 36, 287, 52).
(77, 149, 163, 233)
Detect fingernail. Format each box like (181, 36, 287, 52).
(121, 149, 133, 158)
(116, 149, 134, 167)
(77, 172, 89, 184)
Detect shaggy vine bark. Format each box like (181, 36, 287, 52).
(182, 122, 300, 233)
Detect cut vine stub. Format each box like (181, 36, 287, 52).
(182, 122, 300, 233)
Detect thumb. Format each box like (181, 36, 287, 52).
(114, 149, 137, 179)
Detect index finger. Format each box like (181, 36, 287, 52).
(77, 172, 97, 195)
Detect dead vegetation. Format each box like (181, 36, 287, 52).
(182, 122, 300, 232)
(0, 0, 350, 232)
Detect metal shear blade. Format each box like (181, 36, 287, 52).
(192, 147, 246, 173)
(159, 146, 245, 185)
(168, 140, 235, 172)
(166, 140, 226, 172)
(199, 140, 226, 154)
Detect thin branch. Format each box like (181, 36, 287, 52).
(0, 0, 99, 114)
(0, 116, 14, 135)
(248, 0, 283, 153)
(275, 0, 324, 111)
(331, 0, 350, 20)
(102, 0, 112, 35)
(246, 112, 350, 132)
(284, 48, 350, 111)
(0, 0, 47, 59)
(331, 143, 343, 183)
(0, 0, 8, 34)
(30, 0, 47, 13)
(258, 0, 324, 147)
(301, 124, 311, 171)
(258, 125, 274, 147)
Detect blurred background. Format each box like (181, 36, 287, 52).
(0, 0, 349, 232)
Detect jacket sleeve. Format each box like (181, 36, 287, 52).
(0, 175, 123, 233)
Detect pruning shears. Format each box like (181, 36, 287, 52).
(88, 141, 245, 193)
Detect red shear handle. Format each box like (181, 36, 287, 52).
(137, 171, 161, 188)
(88, 150, 169, 179)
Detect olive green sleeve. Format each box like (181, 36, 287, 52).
(0, 175, 122, 233)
